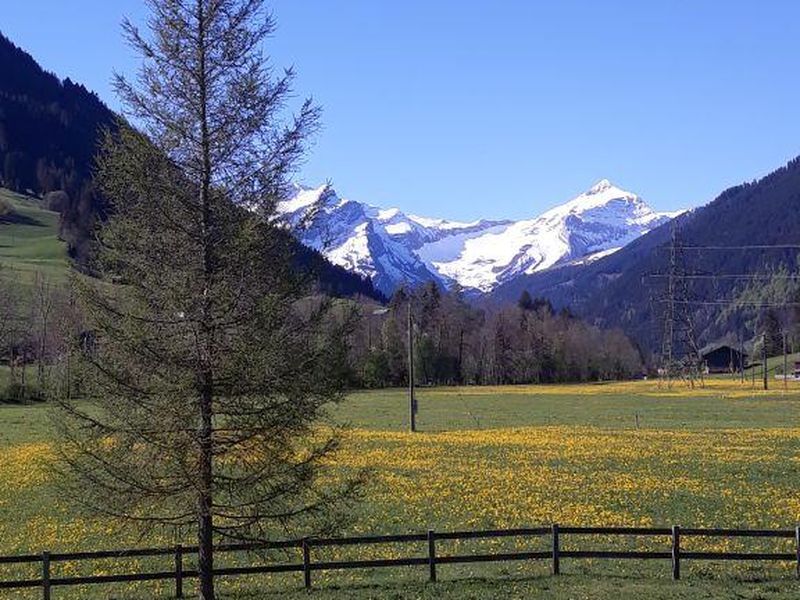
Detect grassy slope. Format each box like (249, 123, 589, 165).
(745, 351, 800, 376)
(0, 190, 65, 401)
(0, 187, 68, 285)
(3, 381, 800, 599)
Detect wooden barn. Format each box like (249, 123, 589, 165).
(702, 345, 748, 374)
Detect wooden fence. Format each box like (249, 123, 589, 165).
(2, 524, 800, 598)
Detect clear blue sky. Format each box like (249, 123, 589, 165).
(3, 1, 800, 220)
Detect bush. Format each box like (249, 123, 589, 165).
(0, 197, 13, 218)
(361, 351, 391, 388)
(0, 382, 47, 404)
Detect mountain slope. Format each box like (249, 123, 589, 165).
(280, 180, 677, 295)
(491, 156, 800, 353)
(278, 184, 507, 294)
(0, 30, 117, 262)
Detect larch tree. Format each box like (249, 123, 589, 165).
(54, 2, 357, 599)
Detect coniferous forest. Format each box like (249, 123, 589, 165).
(348, 285, 642, 389)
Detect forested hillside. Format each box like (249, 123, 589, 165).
(0, 31, 115, 263)
(494, 156, 800, 353)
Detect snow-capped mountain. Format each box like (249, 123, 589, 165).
(277, 180, 680, 295)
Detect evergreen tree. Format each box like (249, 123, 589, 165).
(54, 3, 356, 599)
(761, 309, 784, 357)
(518, 290, 534, 311)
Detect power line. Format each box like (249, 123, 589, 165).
(646, 274, 800, 281)
(666, 244, 800, 251)
(647, 235, 800, 391)
(670, 300, 800, 307)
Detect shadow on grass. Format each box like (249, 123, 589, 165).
(0, 211, 45, 226)
(221, 567, 800, 599)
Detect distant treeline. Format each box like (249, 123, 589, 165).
(1, 269, 643, 403)
(348, 285, 644, 388)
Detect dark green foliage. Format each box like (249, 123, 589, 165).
(350, 286, 642, 387)
(760, 309, 784, 357)
(0, 381, 45, 403)
(518, 290, 534, 310)
(361, 350, 392, 388)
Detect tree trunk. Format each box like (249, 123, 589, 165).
(198, 383, 214, 600)
(457, 329, 464, 385)
(197, 2, 215, 597)
(37, 333, 46, 391)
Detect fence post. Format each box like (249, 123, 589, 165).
(302, 538, 312, 589)
(42, 551, 51, 600)
(427, 529, 437, 583)
(174, 544, 183, 598)
(795, 525, 800, 580)
(671, 525, 681, 580)
(551, 524, 560, 575)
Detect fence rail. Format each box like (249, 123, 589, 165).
(1, 524, 799, 598)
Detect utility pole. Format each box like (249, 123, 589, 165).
(783, 330, 788, 392)
(739, 333, 744, 384)
(655, 222, 702, 388)
(407, 302, 417, 432)
(661, 223, 678, 388)
(763, 332, 768, 391)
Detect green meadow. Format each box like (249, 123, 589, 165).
(2, 381, 800, 598)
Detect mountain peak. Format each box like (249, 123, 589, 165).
(587, 179, 615, 195)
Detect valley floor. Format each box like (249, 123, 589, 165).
(2, 379, 800, 598)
